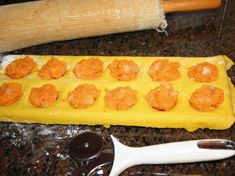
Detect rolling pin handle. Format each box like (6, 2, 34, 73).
(162, 0, 222, 13)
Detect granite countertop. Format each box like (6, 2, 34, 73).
(0, 0, 235, 175)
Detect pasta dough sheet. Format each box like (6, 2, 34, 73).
(0, 55, 234, 132)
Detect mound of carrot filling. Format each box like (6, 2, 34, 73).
(108, 59, 140, 81)
(148, 59, 180, 82)
(104, 87, 137, 110)
(0, 83, 23, 106)
(5, 56, 37, 79)
(29, 84, 59, 108)
(38, 58, 67, 79)
(189, 85, 224, 111)
(73, 58, 103, 79)
(188, 62, 218, 82)
(145, 83, 178, 111)
(67, 84, 100, 109)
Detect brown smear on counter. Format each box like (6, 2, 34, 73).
(73, 58, 103, 79)
(38, 58, 67, 79)
(0, 83, 23, 106)
(188, 62, 219, 82)
(104, 87, 137, 110)
(29, 84, 59, 108)
(5, 56, 37, 79)
(189, 85, 224, 111)
(148, 59, 180, 82)
(108, 59, 140, 81)
(145, 83, 178, 111)
(67, 84, 100, 109)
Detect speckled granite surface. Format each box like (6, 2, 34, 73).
(0, 0, 235, 176)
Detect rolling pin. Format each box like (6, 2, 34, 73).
(0, 0, 221, 52)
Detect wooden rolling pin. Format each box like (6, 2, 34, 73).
(0, 0, 221, 52)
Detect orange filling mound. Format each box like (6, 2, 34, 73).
(73, 58, 103, 79)
(108, 59, 140, 81)
(0, 83, 23, 106)
(104, 87, 137, 110)
(29, 84, 59, 108)
(38, 58, 67, 79)
(148, 59, 180, 82)
(5, 56, 37, 79)
(189, 85, 224, 111)
(67, 84, 100, 109)
(188, 62, 218, 82)
(145, 83, 178, 111)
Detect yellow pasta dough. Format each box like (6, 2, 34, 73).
(0, 55, 234, 132)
